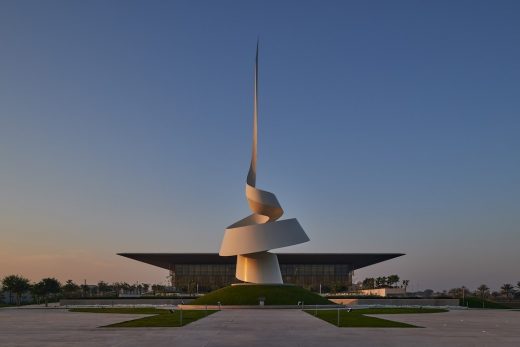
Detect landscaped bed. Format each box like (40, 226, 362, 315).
(304, 307, 448, 328)
(69, 307, 216, 327)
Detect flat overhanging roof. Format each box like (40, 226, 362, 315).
(118, 253, 404, 271)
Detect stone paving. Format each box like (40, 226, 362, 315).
(0, 307, 519, 346)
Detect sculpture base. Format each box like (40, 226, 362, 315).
(236, 252, 283, 284)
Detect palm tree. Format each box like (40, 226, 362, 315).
(386, 275, 400, 288)
(97, 281, 111, 296)
(80, 284, 90, 298)
(362, 278, 375, 289)
(34, 278, 61, 307)
(476, 284, 489, 308)
(62, 280, 80, 298)
(501, 283, 515, 300)
(142, 283, 150, 294)
(1, 275, 31, 305)
(31, 282, 45, 304)
(375, 277, 387, 288)
(1, 275, 15, 304)
(448, 288, 460, 298)
(401, 280, 410, 292)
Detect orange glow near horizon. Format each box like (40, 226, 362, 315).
(0, 247, 167, 285)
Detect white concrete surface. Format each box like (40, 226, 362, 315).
(0, 308, 519, 346)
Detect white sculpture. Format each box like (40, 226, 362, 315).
(219, 43, 310, 284)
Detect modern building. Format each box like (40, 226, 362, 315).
(118, 253, 404, 293)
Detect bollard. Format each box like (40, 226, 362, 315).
(315, 304, 317, 316)
(337, 308, 340, 327)
(179, 307, 183, 327)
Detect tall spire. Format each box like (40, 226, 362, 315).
(247, 40, 259, 187)
(220, 40, 310, 284)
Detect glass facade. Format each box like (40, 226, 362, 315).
(173, 263, 352, 293)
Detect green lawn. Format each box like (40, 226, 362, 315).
(305, 307, 448, 328)
(69, 307, 216, 327)
(70, 307, 166, 314)
(190, 285, 333, 305)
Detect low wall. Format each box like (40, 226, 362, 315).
(329, 298, 459, 306)
(61, 297, 459, 307)
(60, 298, 194, 306)
(492, 300, 520, 308)
(179, 304, 343, 310)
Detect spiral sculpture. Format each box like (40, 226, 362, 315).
(219, 43, 310, 284)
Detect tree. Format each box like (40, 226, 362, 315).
(1, 275, 31, 305)
(476, 284, 490, 307)
(31, 282, 46, 304)
(97, 281, 111, 296)
(62, 280, 80, 297)
(1, 276, 15, 304)
(448, 288, 460, 298)
(401, 280, 410, 291)
(80, 284, 90, 298)
(151, 284, 165, 295)
(330, 281, 346, 293)
(386, 275, 400, 288)
(375, 277, 387, 288)
(362, 278, 375, 289)
(501, 283, 515, 300)
(423, 289, 434, 298)
(121, 282, 131, 293)
(34, 278, 61, 307)
(111, 282, 123, 296)
(142, 283, 150, 293)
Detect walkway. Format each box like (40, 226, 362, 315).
(1, 308, 519, 346)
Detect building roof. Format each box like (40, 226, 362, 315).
(117, 253, 404, 271)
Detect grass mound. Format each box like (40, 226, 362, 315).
(190, 285, 333, 306)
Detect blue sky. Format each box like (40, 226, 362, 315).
(1, 0, 519, 291)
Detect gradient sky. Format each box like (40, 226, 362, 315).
(1, 0, 519, 292)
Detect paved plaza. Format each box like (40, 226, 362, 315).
(1, 307, 519, 346)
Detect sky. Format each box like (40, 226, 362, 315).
(0, 0, 519, 292)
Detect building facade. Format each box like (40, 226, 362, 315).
(119, 253, 403, 293)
